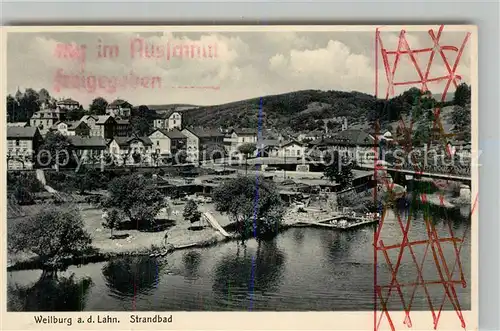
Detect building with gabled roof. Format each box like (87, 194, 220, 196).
(56, 98, 80, 110)
(181, 127, 225, 163)
(224, 128, 258, 157)
(153, 110, 183, 131)
(108, 135, 153, 165)
(50, 120, 90, 136)
(68, 136, 108, 165)
(7, 127, 43, 169)
(148, 128, 187, 160)
(106, 99, 132, 118)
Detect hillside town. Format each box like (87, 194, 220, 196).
(7, 94, 472, 174)
(7, 88, 474, 315)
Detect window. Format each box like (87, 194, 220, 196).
(156, 149, 160, 154)
(157, 141, 159, 146)
(15, 140, 19, 146)
(297, 149, 300, 156)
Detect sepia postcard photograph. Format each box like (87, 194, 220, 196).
(1, 25, 477, 331)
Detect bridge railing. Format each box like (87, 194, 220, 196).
(387, 162, 471, 178)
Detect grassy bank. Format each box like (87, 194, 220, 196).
(7, 201, 236, 271)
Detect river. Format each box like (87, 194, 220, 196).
(7, 207, 471, 311)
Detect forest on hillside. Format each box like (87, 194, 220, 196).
(181, 86, 469, 132)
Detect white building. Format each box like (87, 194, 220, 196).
(224, 128, 258, 156)
(277, 140, 306, 158)
(50, 121, 90, 136)
(108, 136, 153, 165)
(106, 99, 132, 118)
(181, 128, 225, 163)
(148, 128, 187, 156)
(30, 110, 60, 134)
(153, 111, 183, 130)
(56, 98, 80, 111)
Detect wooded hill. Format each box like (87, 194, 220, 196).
(182, 88, 456, 132)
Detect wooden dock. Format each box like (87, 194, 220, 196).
(293, 213, 379, 230)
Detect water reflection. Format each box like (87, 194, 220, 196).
(320, 230, 355, 262)
(212, 240, 286, 300)
(182, 251, 202, 279)
(292, 228, 305, 245)
(7, 273, 93, 311)
(102, 256, 164, 298)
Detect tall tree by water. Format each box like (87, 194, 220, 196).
(183, 200, 201, 227)
(323, 150, 354, 191)
(8, 274, 93, 312)
(7, 206, 93, 273)
(213, 175, 284, 242)
(103, 173, 166, 230)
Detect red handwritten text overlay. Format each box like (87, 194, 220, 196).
(52, 37, 218, 93)
(130, 37, 218, 60)
(53, 69, 161, 94)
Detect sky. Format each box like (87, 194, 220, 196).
(6, 28, 473, 107)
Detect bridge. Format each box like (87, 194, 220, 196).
(358, 164, 472, 185)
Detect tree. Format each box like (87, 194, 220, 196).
(103, 174, 166, 230)
(238, 143, 256, 175)
(413, 120, 432, 146)
(131, 105, 156, 136)
(8, 207, 92, 273)
(323, 150, 354, 190)
(8, 273, 93, 311)
(151, 152, 160, 166)
(451, 103, 471, 142)
(102, 208, 120, 238)
(453, 83, 471, 107)
(6, 95, 18, 122)
(202, 143, 227, 161)
(213, 175, 284, 242)
(131, 116, 152, 136)
(7, 88, 40, 122)
(38, 88, 51, 106)
(73, 166, 99, 194)
(66, 106, 85, 121)
(183, 200, 201, 227)
(88, 97, 108, 115)
(339, 157, 354, 190)
(132, 151, 141, 164)
(38, 132, 75, 169)
(175, 150, 188, 165)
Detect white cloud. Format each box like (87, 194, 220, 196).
(7, 29, 472, 107)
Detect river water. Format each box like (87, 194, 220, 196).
(7, 207, 471, 311)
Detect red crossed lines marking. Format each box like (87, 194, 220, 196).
(374, 25, 472, 331)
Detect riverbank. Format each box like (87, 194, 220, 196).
(7, 202, 233, 270)
(7, 198, 346, 271)
(7, 189, 470, 271)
